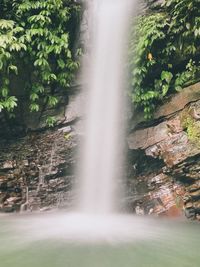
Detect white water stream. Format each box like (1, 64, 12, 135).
(77, 0, 134, 214)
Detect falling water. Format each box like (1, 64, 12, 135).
(77, 0, 135, 214)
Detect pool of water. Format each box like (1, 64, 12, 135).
(0, 212, 199, 267)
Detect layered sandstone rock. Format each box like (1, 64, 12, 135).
(127, 82, 200, 220)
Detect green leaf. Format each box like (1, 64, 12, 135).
(30, 103, 39, 112)
(4, 96, 17, 111)
(8, 65, 18, 74)
(46, 116, 56, 127)
(49, 74, 57, 81)
(48, 96, 58, 107)
(162, 84, 169, 96)
(57, 59, 65, 69)
(0, 20, 15, 30)
(9, 43, 22, 52)
(30, 93, 39, 101)
(161, 71, 173, 84)
(0, 102, 4, 112)
(0, 61, 3, 70)
(1, 87, 8, 97)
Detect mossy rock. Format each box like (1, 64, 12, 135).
(180, 107, 200, 146)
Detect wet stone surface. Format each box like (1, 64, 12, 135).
(0, 126, 78, 213)
(1, 83, 200, 220)
(127, 84, 200, 221)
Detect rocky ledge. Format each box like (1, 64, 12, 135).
(127, 82, 200, 220)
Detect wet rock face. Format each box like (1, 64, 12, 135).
(0, 88, 82, 213)
(1, 81, 200, 218)
(128, 83, 200, 220)
(0, 128, 78, 212)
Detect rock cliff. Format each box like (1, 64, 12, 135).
(1, 82, 200, 220)
(0, 89, 82, 212)
(127, 82, 200, 220)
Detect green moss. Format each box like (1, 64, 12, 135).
(64, 133, 71, 141)
(181, 111, 200, 145)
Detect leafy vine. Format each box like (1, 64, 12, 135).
(0, 0, 81, 125)
(130, 0, 200, 119)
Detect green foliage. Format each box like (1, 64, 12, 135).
(0, 17, 24, 113)
(45, 116, 56, 127)
(130, 0, 200, 119)
(0, 0, 81, 124)
(174, 60, 199, 91)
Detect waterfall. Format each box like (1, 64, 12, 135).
(16, 0, 142, 245)
(77, 0, 135, 214)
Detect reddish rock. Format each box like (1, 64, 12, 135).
(161, 205, 184, 218)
